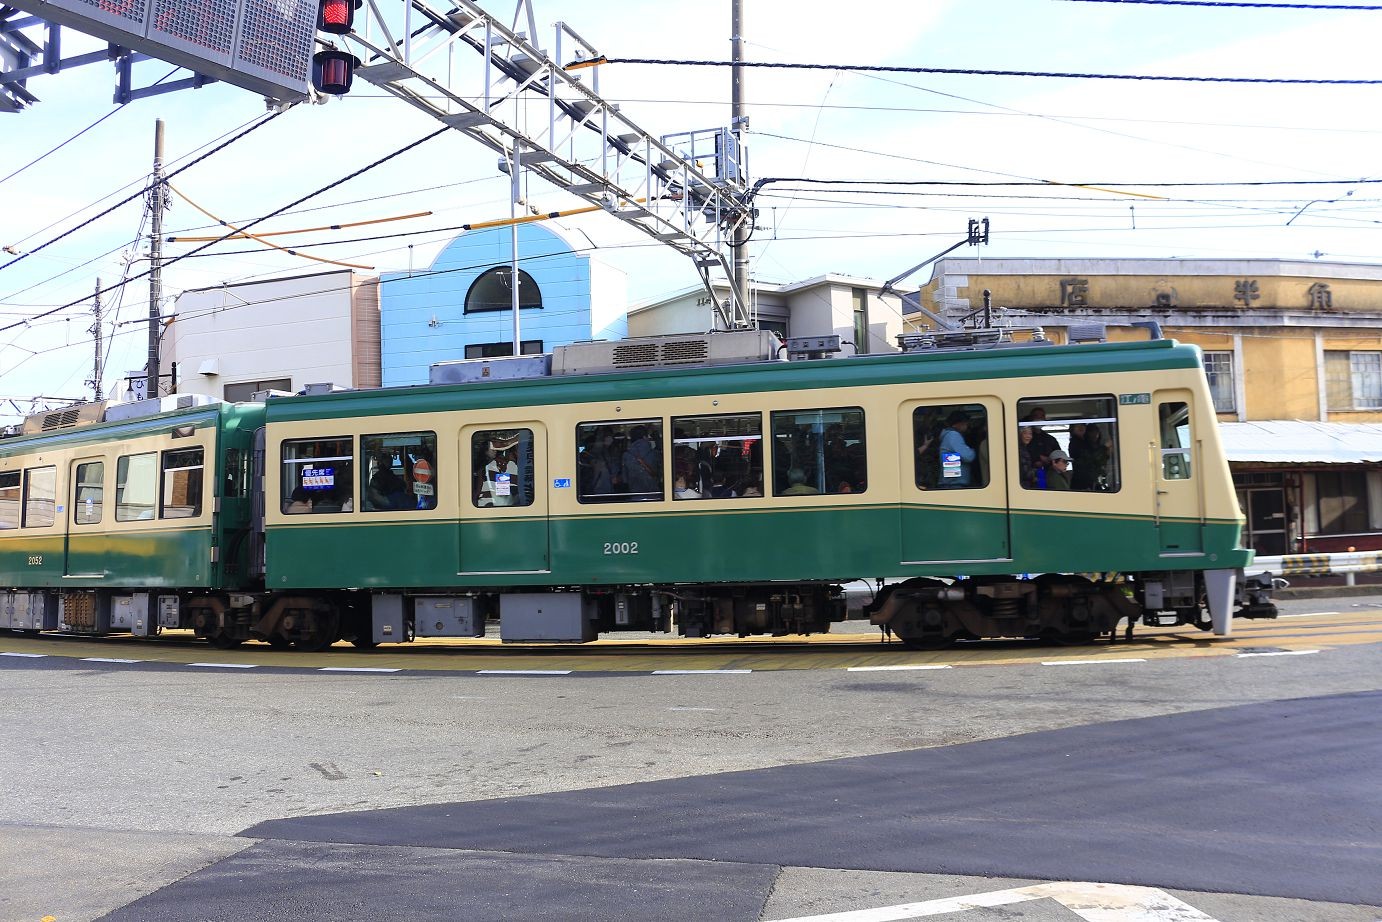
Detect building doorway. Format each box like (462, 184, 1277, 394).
(1237, 486, 1287, 556)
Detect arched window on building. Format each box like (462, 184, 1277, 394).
(464, 267, 543, 314)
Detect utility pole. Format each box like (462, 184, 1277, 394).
(146, 118, 166, 401)
(730, 0, 750, 327)
(90, 277, 103, 400)
(510, 144, 522, 355)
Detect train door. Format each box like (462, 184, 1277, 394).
(1153, 390, 1204, 556)
(65, 457, 106, 577)
(458, 422, 550, 574)
(898, 397, 1010, 564)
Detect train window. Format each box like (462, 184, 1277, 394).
(115, 453, 157, 521)
(471, 429, 533, 508)
(21, 466, 55, 527)
(913, 404, 988, 490)
(576, 419, 664, 503)
(669, 414, 763, 500)
(1159, 402, 1192, 480)
(224, 449, 243, 499)
(161, 448, 204, 519)
(281, 438, 354, 514)
(363, 431, 438, 512)
(1017, 397, 1120, 493)
(770, 408, 867, 496)
(73, 461, 104, 525)
(0, 471, 19, 530)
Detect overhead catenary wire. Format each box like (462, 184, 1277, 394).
(574, 57, 1382, 85)
(166, 183, 378, 271)
(1061, 0, 1382, 8)
(167, 210, 435, 242)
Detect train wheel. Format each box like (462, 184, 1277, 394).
(1052, 630, 1096, 646)
(206, 630, 244, 650)
(293, 610, 340, 652)
(898, 633, 955, 651)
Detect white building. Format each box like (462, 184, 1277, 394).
(629, 275, 907, 355)
(167, 270, 381, 400)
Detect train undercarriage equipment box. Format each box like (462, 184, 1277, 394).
(500, 593, 598, 643)
(414, 596, 484, 638)
(0, 592, 57, 631)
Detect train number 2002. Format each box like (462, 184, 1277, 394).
(603, 541, 639, 555)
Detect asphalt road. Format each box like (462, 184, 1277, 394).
(1, 606, 1379, 921)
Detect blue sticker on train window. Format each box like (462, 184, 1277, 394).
(553, 478, 571, 489)
(941, 451, 962, 478)
(302, 466, 335, 489)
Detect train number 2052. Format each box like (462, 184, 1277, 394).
(603, 541, 639, 555)
(26, 555, 42, 566)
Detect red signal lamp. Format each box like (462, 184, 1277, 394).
(313, 49, 361, 95)
(318, 0, 358, 34)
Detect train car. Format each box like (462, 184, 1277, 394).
(0, 395, 264, 645)
(249, 328, 1272, 650)
(0, 328, 1274, 652)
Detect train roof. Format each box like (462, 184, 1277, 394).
(266, 335, 1202, 424)
(0, 399, 263, 457)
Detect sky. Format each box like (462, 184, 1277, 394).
(3, 0, 1382, 420)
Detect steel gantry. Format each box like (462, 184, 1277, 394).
(1, 0, 756, 328)
(334, 0, 754, 328)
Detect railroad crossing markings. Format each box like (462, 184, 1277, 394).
(0, 610, 1378, 674)
(771, 881, 1220, 922)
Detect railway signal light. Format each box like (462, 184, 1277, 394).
(313, 49, 360, 95)
(318, 0, 358, 34)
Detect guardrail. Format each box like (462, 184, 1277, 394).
(1252, 551, 1382, 586)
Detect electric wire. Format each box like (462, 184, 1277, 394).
(0, 99, 131, 189)
(0, 67, 185, 190)
(0, 109, 288, 274)
(1060, 0, 1382, 8)
(0, 126, 451, 335)
(166, 183, 378, 271)
(583, 57, 1382, 85)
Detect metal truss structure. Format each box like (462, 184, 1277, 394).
(338, 0, 752, 327)
(0, 24, 218, 113)
(1, 0, 755, 328)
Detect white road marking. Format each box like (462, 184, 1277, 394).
(318, 667, 402, 673)
(1041, 658, 1147, 666)
(188, 662, 257, 669)
(0, 651, 47, 658)
(1237, 649, 1320, 658)
(1280, 611, 1339, 618)
(81, 657, 141, 664)
(846, 664, 952, 672)
(477, 669, 572, 675)
(668, 706, 718, 712)
(652, 669, 752, 675)
(770, 880, 1220, 922)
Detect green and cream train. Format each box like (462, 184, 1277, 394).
(0, 329, 1274, 651)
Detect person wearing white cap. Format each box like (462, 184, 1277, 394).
(1046, 450, 1073, 491)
